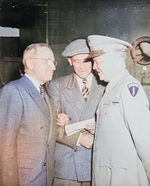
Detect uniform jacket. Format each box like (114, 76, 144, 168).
(48, 73, 105, 182)
(93, 69, 150, 186)
(0, 75, 57, 186)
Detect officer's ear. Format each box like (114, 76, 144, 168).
(67, 57, 73, 66)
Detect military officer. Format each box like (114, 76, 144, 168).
(85, 35, 150, 186)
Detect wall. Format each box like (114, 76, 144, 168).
(47, 0, 150, 102)
(1, 0, 150, 102)
(0, 37, 21, 85)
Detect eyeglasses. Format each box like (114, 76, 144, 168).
(30, 58, 57, 67)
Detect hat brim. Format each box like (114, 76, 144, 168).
(84, 50, 105, 61)
(84, 48, 128, 62)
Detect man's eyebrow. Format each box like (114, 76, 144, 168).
(73, 59, 80, 62)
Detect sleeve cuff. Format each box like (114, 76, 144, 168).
(76, 133, 82, 146)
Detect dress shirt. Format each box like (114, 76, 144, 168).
(75, 73, 93, 146)
(75, 73, 93, 92)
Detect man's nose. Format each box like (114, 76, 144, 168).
(48, 60, 56, 70)
(52, 63, 56, 70)
(93, 62, 97, 70)
(79, 62, 85, 69)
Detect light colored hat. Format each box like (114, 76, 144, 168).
(85, 35, 132, 60)
(61, 39, 90, 57)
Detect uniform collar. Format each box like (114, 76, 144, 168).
(106, 69, 129, 91)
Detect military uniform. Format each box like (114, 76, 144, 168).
(93, 69, 150, 186)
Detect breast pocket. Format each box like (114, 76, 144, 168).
(98, 154, 137, 171)
(98, 102, 124, 132)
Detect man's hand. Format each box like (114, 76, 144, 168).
(79, 133, 94, 148)
(85, 129, 95, 135)
(57, 113, 69, 126)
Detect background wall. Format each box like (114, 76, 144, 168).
(0, 0, 150, 101)
(46, 0, 150, 77)
(48, 0, 150, 102)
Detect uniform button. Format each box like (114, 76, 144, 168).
(96, 124, 98, 128)
(43, 163, 46, 166)
(93, 147, 96, 152)
(47, 144, 49, 147)
(69, 117, 72, 121)
(112, 164, 115, 168)
(95, 136, 97, 140)
(40, 126, 43, 129)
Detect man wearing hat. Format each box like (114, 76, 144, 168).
(47, 38, 105, 186)
(85, 35, 150, 186)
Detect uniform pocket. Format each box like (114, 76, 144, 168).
(98, 154, 137, 171)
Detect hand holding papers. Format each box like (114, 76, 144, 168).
(65, 118, 95, 136)
(57, 113, 69, 126)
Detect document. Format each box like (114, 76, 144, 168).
(65, 118, 95, 136)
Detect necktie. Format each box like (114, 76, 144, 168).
(39, 85, 45, 99)
(82, 79, 89, 101)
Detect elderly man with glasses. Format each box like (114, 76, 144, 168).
(0, 43, 57, 186)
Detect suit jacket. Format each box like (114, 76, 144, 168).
(0, 75, 56, 186)
(93, 69, 150, 186)
(48, 73, 105, 182)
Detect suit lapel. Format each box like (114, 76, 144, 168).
(45, 92, 57, 186)
(80, 74, 105, 120)
(62, 74, 85, 115)
(45, 93, 56, 144)
(20, 76, 50, 120)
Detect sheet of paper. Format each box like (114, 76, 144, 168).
(65, 118, 95, 136)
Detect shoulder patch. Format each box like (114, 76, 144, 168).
(127, 83, 139, 97)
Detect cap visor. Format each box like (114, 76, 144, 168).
(84, 50, 105, 61)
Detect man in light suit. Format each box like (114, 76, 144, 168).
(0, 43, 57, 186)
(85, 35, 150, 186)
(47, 39, 105, 186)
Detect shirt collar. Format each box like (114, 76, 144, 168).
(75, 73, 93, 92)
(25, 73, 41, 93)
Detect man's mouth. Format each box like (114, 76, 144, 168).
(80, 71, 86, 73)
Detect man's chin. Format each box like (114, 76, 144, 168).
(47, 75, 53, 82)
(76, 73, 91, 79)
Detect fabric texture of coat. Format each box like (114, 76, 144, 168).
(0, 75, 57, 186)
(93, 69, 150, 186)
(48, 73, 105, 182)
